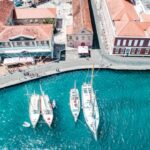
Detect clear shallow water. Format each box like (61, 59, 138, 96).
(0, 70, 150, 149)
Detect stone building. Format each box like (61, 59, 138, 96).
(100, 0, 150, 56)
(0, 0, 56, 59)
(66, 0, 93, 48)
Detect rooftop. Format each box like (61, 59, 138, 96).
(0, 24, 53, 42)
(67, 0, 93, 34)
(14, 8, 56, 19)
(106, 0, 150, 37)
(0, 0, 14, 25)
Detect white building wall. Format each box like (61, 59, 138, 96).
(67, 33, 93, 48)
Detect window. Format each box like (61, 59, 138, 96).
(121, 48, 125, 54)
(32, 41, 35, 46)
(20, 37, 24, 41)
(88, 36, 91, 40)
(137, 48, 141, 54)
(117, 40, 121, 46)
(148, 40, 150, 47)
(41, 41, 44, 45)
(115, 48, 119, 53)
(123, 40, 126, 46)
(145, 49, 149, 54)
(131, 48, 135, 54)
(139, 40, 144, 46)
(13, 41, 17, 47)
(82, 36, 85, 40)
(7, 42, 11, 47)
(134, 40, 138, 46)
(17, 41, 22, 46)
(128, 40, 132, 46)
(24, 41, 30, 46)
(76, 37, 78, 40)
(69, 36, 72, 40)
(0, 42, 4, 48)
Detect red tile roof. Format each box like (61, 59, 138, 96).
(106, 0, 150, 37)
(115, 21, 145, 36)
(147, 27, 150, 36)
(107, 0, 139, 21)
(71, 0, 93, 34)
(14, 8, 56, 19)
(0, 0, 14, 25)
(0, 24, 53, 42)
(141, 13, 150, 22)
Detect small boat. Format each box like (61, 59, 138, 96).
(52, 100, 56, 108)
(70, 81, 80, 122)
(22, 121, 30, 128)
(40, 85, 53, 127)
(29, 93, 40, 128)
(82, 66, 99, 140)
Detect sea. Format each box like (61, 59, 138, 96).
(0, 70, 150, 149)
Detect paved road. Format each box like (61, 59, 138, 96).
(0, 50, 99, 89)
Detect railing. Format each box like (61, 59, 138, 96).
(0, 45, 50, 51)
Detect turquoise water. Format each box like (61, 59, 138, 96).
(0, 70, 150, 149)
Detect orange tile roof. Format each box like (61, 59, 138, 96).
(106, 0, 150, 37)
(0, 0, 14, 25)
(107, 0, 139, 21)
(0, 24, 5, 33)
(141, 13, 150, 22)
(14, 8, 56, 19)
(147, 27, 150, 36)
(72, 0, 93, 34)
(115, 21, 145, 36)
(0, 24, 53, 42)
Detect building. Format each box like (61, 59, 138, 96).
(66, 0, 93, 48)
(13, 8, 56, 25)
(100, 0, 150, 56)
(0, 0, 14, 25)
(0, 0, 56, 60)
(0, 25, 54, 58)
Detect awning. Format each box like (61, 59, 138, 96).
(3, 57, 35, 66)
(78, 46, 89, 54)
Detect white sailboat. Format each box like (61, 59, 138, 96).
(29, 93, 40, 128)
(82, 66, 99, 140)
(70, 81, 80, 122)
(40, 85, 53, 127)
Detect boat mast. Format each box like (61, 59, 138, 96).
(40, 84, 44, 95)
(91, 65, 97, 140)
(91, 65, 94, 86)
(74, 80, 76, 89)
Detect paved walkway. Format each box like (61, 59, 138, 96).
(0, 50, 150, 89)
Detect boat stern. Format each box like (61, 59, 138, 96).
(93, 131, 98, 141)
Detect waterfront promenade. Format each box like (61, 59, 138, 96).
(0, 50, 150, 89)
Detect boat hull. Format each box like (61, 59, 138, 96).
(70, 88, 80, 122)
(29, 94, 40, 128)
(41, 94, 53, 127)
(82, 83, 99, 140)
